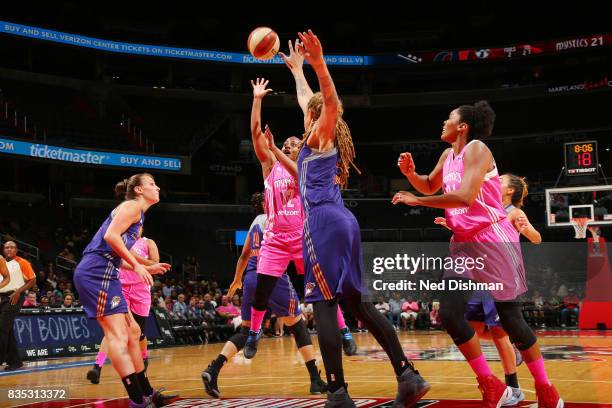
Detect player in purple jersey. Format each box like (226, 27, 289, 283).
(201, 193, 327, 398)
(73, 173, 175, 408)
(280, 30, 429, 408)
(393, 102, 562, 408)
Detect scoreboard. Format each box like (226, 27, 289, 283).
(564, 141, 598, 176)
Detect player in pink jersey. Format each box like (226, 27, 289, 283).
(86, 237, 160, 386)
(393, 101, 563, 408)
(242, 78, 326, 363)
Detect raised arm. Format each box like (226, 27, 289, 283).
(250, 78, 275, 175)
(264, 126, 298, 178)
(393, 142, 492, 209)
(298, 30, 339, 148)
(280, 39, 314, 115)
(398, 149, 450, 195)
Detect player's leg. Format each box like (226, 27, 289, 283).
(87, 336, 109, 384)
(495, 302, 563, 407)
(336, 305, 357, 356)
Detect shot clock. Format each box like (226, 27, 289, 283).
(564, 141, 598, 176)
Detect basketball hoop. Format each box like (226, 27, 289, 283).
(571, 217, 590, 239)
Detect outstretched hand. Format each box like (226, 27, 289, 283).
(251, 78, 273, 99)
(391, 191, 420, 206)
(264, 125, 275, 149)
(279, 39, 305, 74)
(296, 30, 324, 66)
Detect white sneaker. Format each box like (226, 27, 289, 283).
(502, 387, 525, 406)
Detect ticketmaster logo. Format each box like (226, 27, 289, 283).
(30, 144, 108, 164)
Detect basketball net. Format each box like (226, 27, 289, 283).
(571, 217, 590, 239)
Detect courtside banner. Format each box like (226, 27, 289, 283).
(0, 136, 190, 173)
(0, 20, 366, 66)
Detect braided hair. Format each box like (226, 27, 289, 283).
(302, 92, 359, 188)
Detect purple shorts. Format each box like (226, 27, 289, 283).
(303, 205, 363, 303)
(466, 291, 501, 327)
(241, 266, 300, 321)
(74, 254, 129, 319)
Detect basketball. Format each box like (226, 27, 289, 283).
(247, 27, 280, 60)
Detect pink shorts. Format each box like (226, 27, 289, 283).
(257, 228, 304, 277)
(121, 283, 151, 317)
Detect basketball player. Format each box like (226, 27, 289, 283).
(272, 30, 429, 407)
(87, 236, 161, 385)
(73, 174, 176, 408)
(435, 173, 541, 405)
(393, 102, 563, 407)
(202, 192, 326, 397)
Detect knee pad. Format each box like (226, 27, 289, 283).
(495, 303, 537, 350)
(230, 326, 250, 351)
(253, 274, 278, 311)
(439, 303, 474, 345)
(287, 319, 312, 349)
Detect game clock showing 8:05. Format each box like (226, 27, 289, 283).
(564, 141, 598, 176)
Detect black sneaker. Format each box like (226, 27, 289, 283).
(4, 362, 24, 371)
(309, 371, 328, 394)
(201, 362, 220, 398)
(392, 363, 430, 408)
(243, 329, 261, 359)
(86, 364, 101, 384)
(150, 388, 179, 407)
(128, 396, 155, 408)
(325, 385, 357, 408)
(340, 328, 357, 356)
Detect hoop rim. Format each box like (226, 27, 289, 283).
(571, 217, 591, 226)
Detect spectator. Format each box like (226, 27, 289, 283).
(302, 302, 315, 331)
(202, 293, 216, 312)
(162, 283, 172, 298)
(429, 301, 441, 329)
(388, 293, 402, 329)
(0, 241, 36, 371)
(58, 247, 76, 262)
(61, 294, 74, 308)
(561, 288, 580, 328)
(231, 294, 241, 308)
(216, 295, 241, 329)
(173, 294, 187, 317)
(375, 296, 390, 320)
(49, 295, 59, 308)
(22, 292, 38, 308)
(401, 297, 419, 330)
(39, 296, 50, 309)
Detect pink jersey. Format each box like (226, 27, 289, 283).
(119, 237, 150, 285)
(442, 140, 509, 239)
(263, 161, 303, 233)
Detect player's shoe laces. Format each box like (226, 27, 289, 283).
(243, 329, 262, 359)
(392, 362, 430, 408)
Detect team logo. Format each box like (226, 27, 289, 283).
(305, 282, 316, 296)
(475, 48, 490, 59)
(111, 296, 121, 309)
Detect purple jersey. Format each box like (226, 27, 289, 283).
(82, 206, 144, 268)
(297, 145, 363, 302)
(246, 214, 266, 272)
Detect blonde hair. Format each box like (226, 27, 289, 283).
(303, 92, 359, 188)
(504, 173, 528, 208)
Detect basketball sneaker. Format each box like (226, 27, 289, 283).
(324, 385, 357, 408)
(150, 388, 179, 407)
(128, 396, 154, 408)
(392, 362, 430, 407)
(86, 364, 101, 384)
(535, 382, 564, 408)
(502, 387, 525, 406)
(243, 329, 262, 359)
(202, 362, 220, 398)
(477, 374, 511, 408)
(309, 370, 328, 394)
(340, 328, 357, 356)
